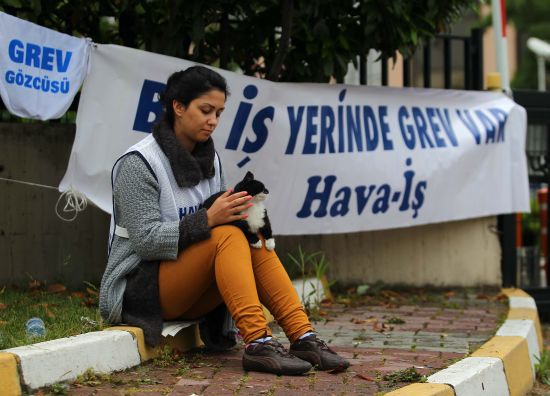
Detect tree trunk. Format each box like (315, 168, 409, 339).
(267, 0, 293, 81)
(219, 10, 229, 69)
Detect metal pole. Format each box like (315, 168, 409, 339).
(403, 58, 411, 87)
(444, 37, 452, 89)
(537, 56, 546, 91)
(423, 41, 431, 88)
(491, 0, 511, 93)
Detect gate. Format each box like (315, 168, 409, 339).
(508, 90, 550, 314)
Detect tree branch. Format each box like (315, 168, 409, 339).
(267, 0, 293, 81)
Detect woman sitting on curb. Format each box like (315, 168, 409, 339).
(99, 66, 349, 375)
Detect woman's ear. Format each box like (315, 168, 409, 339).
(172, 100, 185, 118)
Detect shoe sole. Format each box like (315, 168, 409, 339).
(290, 350, 350, 372)
(243, 355, 312, 376)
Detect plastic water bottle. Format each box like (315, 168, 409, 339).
(25, 317, 46, 338)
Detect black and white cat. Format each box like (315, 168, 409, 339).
(204, 171, 275, 250)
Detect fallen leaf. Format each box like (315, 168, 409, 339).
(86, 287, 98, 296)
(444, 291, 455, 298)
(47, 283, 67, 293)
(28, 280, 42, 291)
(83, 298, 97, 307)
(355, 373, 377, 381)
(0, 303, 7, 310)
(71, 291, 86, 298)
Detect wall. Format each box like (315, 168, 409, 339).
(0, 123, 109, 289)
(0, 123, 502, 288)
(276, 217, 502, 287)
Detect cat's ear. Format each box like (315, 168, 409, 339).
(244, 171, 254, 181)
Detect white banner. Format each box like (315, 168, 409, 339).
(0, 12, 90, 120)
(60, 44, 529, 235)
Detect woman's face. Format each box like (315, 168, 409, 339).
(172, 89, 226, 151)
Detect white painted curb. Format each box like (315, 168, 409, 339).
(509, 296, 538, 310)
(3, 330, 141, 389)
(428, 356, 510, 396)
(496, 319, 540, 376)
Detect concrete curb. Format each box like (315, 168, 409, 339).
(0, 324, 203, 395)
(387, 288, 544, 396)
(0, 303, 276, 395)
(0, 288, 543, 395)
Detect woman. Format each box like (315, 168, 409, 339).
(99, 66, 349, 375)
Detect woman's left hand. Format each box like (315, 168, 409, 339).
(206, 189, 253, 227)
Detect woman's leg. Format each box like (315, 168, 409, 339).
(158, 225, 271, 343)
(249, 246, 314, 343)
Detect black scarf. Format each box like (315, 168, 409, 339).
(152, 118, 215, 187)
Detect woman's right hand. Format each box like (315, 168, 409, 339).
(206, 189, 253, 227)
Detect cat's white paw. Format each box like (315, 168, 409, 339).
(251, 240, 262, 249)
(265, 238, 276, 251)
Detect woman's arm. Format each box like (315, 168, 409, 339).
(113, 154, 211, 260)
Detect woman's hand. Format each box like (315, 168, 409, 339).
(206, 189, 253, 227)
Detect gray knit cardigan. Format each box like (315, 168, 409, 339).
(99, 123, 226, 327)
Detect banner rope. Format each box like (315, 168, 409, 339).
(0, 176, 87, 222)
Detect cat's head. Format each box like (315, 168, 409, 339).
(234, 171, 269, 201)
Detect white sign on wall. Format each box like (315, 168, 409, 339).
(60, 44, 529, 235)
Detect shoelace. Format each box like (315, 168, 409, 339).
(310, 337, 336, 354)
(265, 340, 295, 357)
(250, 339, 295, 358)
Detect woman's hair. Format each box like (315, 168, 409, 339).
(159, 66, 229, 125)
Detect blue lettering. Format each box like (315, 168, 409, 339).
(457, 109, 481, 144)
(303, 106, 318, 154)
(132, 79, 165, 133)
(475, 110, 497, 144)
(426, 107, 446, 147)
(55, 49, 72, 73)
(243, 106, 274, 153)
(346, 106, 362, 152)
(320, 106, 336, 153)
(373, 184, 391, 214)
(398, 106, 415, 149)
(379, 106, 393, 150)
(330, 187, 351, 216)
(286, 106, 304, 154)
(437, 108, 458, 146)
(362, 106, 378, 151)
(5, 70, 15, 84)
(488, 108, 507, 142)
(296, 175, 336, 218)
(226, 85, 258, 150)
(8, 40, 24, 63)
(355, 185, 376, 215)
(412, 107, 434, 148)
(41, 46, 55, 71)
(399, 158, 414, 211)
(25, 43, 41, 68)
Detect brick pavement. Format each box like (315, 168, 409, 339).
(47, 291, 507, 395)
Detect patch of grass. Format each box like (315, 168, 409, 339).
(234, 373, 250, 394)
(74, 368, 111, 386)
(48, 382, 69, 395)
(383, 367, 427, 386)
(536, 349, 550, 385)
(0, 286, 102, 349)
(153, 345, 180, 367)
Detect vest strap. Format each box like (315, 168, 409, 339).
(115, 225, 129, 238)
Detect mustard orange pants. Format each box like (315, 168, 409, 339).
(159, 225, 313, 343)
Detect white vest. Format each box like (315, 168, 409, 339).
(109, 134, 221, 248)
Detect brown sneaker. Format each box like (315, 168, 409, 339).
(243, 339, 312, 375)
(290, 334, 350, 372)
